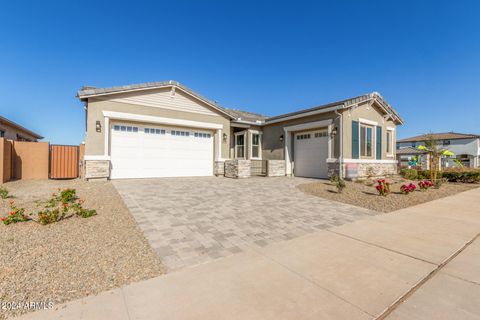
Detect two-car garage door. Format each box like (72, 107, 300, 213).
(294, 129, 329, 179)
(110, 123, 213, 179)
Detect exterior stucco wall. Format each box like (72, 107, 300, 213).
(261, 111, 339, 160)
(342, 102, 397, 160)
(0, 122, 39, 142)
(85, 95, 231, 159)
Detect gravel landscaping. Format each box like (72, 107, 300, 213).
(298, 179, 479, 213)
(0, 180, 164, 320)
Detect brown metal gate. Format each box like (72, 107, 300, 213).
(49, 145, 79, 179)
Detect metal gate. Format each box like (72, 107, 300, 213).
(49, 145, 79, 179)
(250, 160, 267, 176)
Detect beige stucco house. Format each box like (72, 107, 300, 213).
(77, 81, 403, 180)
(0, 116, 43, 142)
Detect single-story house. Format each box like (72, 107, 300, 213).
(0, 116, 43, 142)
(77, 81, 404, 180)
(397, 132, 480, 168)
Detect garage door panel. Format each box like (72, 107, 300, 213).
(110, 124, 213, 179)
(294, 130, 328, 179)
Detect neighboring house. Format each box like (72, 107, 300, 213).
(0, 116, 43, 142)
(77, 81, 404, 180)
(397, 132, 480, 168)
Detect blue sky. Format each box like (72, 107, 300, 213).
(1, 0, 479, 144)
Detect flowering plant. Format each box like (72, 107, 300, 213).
(1, 201, 29, 225)
(400, 183, 417, 195)
(375, 179, 390, 196)
(418, 180, 434, 191)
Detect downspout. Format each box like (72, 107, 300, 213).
(334, 109, 343, 179)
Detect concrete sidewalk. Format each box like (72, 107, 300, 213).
(16, 187, 480, 320)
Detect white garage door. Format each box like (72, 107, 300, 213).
(294, 129, 329, 178)
(110, 123, 214, 179)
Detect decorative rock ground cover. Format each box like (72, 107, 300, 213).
(0, 180, 164, 320)
(298, 178, 479, 213)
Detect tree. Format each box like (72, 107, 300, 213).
(417, 134, 454, 182)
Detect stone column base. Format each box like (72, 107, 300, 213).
(267, 160, 286, 177)
(85, 160, 110, 181)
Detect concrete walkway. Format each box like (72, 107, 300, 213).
(17, 187, 480, 320)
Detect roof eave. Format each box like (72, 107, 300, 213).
(77, 83, 235, 120)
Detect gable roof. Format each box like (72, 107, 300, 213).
(77, 81, 235, 119)
(396, 146, 428, 155)
(265, 92, 404, 125)
(398, 132, 480, 143)
(0, 116, 43, 140)
(77, 81, 403, 125)
(223, 109, 268, 123)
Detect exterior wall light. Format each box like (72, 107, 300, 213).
(96, 121, 102, 133)
(330, 126, 338, 138)
(223, 133, 228, 142)
(279, 134, 284, 142)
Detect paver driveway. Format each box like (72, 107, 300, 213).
(113, 176, 375, 271)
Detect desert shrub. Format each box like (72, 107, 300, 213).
(37, 208, 64, 225)
(418, 180, 434, 191)
(375, 179, 390, 196)
(0, 186, 9, 199)
(400, 168, 418, 180)
(1, 201, 29, 225)
(36, 189, 96, 225)
(329, 175, 346, 193)
(442, 168, 480, 183)
(400, 183, 417, 194)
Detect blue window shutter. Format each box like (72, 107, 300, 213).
(352, 121, 359, 159)
(376, 126, 382, 160)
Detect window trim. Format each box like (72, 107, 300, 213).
(234, 131, 246, 159)
(386, 128, 394, 157)
(250, 131, 262, 160)
(359, 123, 374, 159)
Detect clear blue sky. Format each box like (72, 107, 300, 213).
(1, 0, 479, 144)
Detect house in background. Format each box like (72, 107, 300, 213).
(397, 132, 480, 168)
(0, 116, 43, 142)
(77, 81, 404, 181)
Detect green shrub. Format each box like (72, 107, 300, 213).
(329, 174, 346, 193)
(59, 189, 78, 203)
(400, 168, 418, 180)
(37, 208, 64, 225)
(1, 201, 29, 225)
(442, 169, 480, 183)
(0, 186, 9, 199)
(35, 189, 97, 225)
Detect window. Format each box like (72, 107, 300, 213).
(443, 140, 451, 146)
(145, 128, 165, 134)
(251, 133, 260, 158)
(194, 132, 211, 138)
(114, 125, 138, 132)
(386, 130, 393, 155)
(360, 125, 373, 157)
(296, 134, 311, 140)
(171, 130, 189, 136)
(0, 130, 5, 137)
(235, 134, 245, 158)
(314, 131, 328, 138)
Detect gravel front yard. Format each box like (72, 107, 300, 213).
(0, 180, 164, 320)
(298, 179, 479, 213)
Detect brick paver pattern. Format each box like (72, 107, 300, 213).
(113, 177, 375, 271)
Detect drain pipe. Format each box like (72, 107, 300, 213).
(334, 109, 344, 179)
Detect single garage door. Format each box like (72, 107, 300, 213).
(294, 129, 329, 178)
(110, 123, 214, 179)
